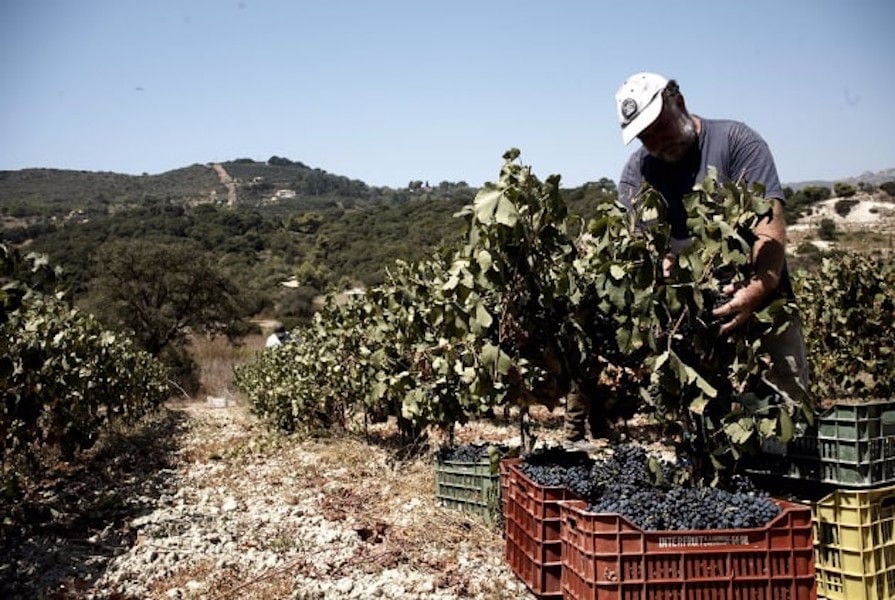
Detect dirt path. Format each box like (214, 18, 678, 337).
(2, 401, 536, 599)
(212, 163, 238, 207)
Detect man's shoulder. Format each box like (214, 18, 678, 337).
(701, 118, 763, 142)
(623, 145, 651, 171)
(620, 146, 650, 182)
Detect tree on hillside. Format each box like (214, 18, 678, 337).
(833, 182, 857, 198)
(85, 239, 245, 393)
(782, 185, 832, 223)
(818, 218, 838, 241)
(802, 186, 831, 202)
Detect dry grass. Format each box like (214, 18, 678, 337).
(146, 399, 519, 599)
(160, 336, 560, 598)
(188, 333, 266, 400)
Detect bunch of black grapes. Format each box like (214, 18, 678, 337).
(519, 444, 660, 500)
(589, 443, 667, 489)
(519, 444, 781, 530)
(518, 445, 596, 498)
(437, 443, 509, 463)
(586, 447, 780, 530)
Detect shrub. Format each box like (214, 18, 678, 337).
(834, 198, 860, 217)
(795, 252, 895, 400)
(802, 186, 831, 202)
(796, 241, 821, 256)
(818, 218, 837, 240)
(2, 245, 170, 487)
(833, 182, 857, 198)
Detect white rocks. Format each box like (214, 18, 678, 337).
(71, 404, 535, 600)
(334, 577, 354, 594)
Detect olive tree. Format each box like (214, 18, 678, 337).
(86, 239, 245, 393)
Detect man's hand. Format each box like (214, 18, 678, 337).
(662, 253, 675, 279)
(713, 198, 787, 334)
(712, 279, 769, 333)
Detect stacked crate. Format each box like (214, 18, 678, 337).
(559, 499, 816, 600)
(754, 400, 895, 488)
(502, 459, 581, 598)
(435, 450, 503, 524)
(813, 484, 895, 600)
(753, 400, 895, 600)
(502, 453, 817, 599)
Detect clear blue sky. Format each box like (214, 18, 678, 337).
(2, 0, 893, 189)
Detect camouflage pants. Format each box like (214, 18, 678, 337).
(762, 309, 811, 407)
(563, 383, 590, 442)
(562, 379, 609, 442)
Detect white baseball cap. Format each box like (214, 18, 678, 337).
(615, 72, 669, 145)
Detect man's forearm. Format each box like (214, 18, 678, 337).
(713, 198, 787, 333)
(751, 199, 786, 295)
(752, 199, 786, 294)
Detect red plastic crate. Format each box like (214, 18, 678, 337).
(560, 499, 816, 600)
(503, 461, 582, 598)
(499, 457, 521, 522)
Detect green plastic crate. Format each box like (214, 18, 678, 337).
(817, 401, 895, 440)
(750, 400, 895, 488)
(435, 455, 501, 523)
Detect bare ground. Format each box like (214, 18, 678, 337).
(1, 399, 567, 599)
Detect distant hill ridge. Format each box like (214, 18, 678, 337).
(786, 167, 895, 191)
(2, 159, 893, 214)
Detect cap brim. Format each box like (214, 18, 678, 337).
(621, 94, 663, 145)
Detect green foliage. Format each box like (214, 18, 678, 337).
(236, 152, 803, 484)
(834, 198, 860, 217)
(880, 181, 895, 197)
(1, 244, 170, 489)
(287, 212, 323, 234)
(795, 241, 822, 258)
(818, 218, 837, 241)
(782, 185, 831, 223)
(83, 239, 244, 391)
(1, 244, 60, 322)
(833, 182, 857, 198)
(607, 170, 802, 477)
(802, 186, 832, 202)
(794, 252, 895, 400)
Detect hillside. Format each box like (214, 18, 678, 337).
(3, 160, 893, 223)
(0, 165, 226, 223)
(1, 158, 892, 331)
(789, 189, 895, 255)
(0, 158, 470, 228)
(786, 167, 895, 191)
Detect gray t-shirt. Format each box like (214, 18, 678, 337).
(617, 117, 792, 298)
(618, 117, 783, 240)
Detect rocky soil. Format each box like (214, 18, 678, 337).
(2, 400, 558, 599)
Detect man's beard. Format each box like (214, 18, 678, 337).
(653, 115, 697, 163)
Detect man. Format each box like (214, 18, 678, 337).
(265, 323, 292, 348)
(563, 72, 810, 447)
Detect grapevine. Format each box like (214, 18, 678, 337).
(2, 244, 170, 489)
(236, 151, 820, 484)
